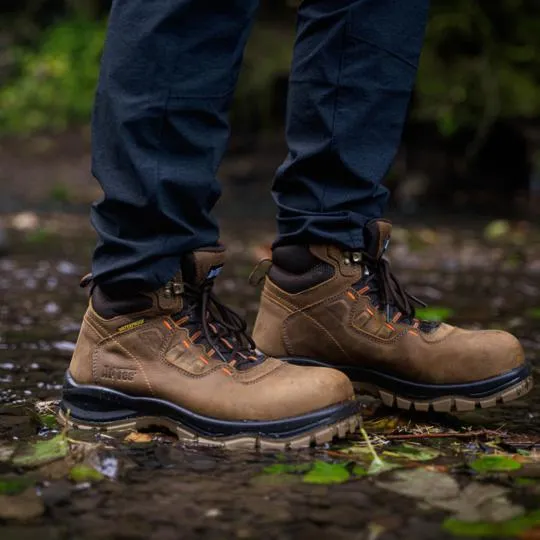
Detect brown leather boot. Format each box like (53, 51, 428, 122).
(59, 247, 361, 449)
(253, 220, 533, 413)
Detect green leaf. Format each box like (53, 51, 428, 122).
(302, 461, 350, 485)
(362, 416, 403, 434)
(12, 435, 69, 468)
(262, 463, 311, 475)
(443, 510, 540, 537)
(37, 414, 58, 429)
(470, 455, 522, 474)
(415, 307, 455, 322)
(0, 476, 34, 496)
(352, 465, 367, 476)
(69, 465, 104, 484)
(384, 443, 441, 462)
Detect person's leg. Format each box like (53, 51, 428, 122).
(273, 0, 428, 249)
(61, 0, 362, 447)
(253, 0, 532, 411)
(91, 0, 258, 294)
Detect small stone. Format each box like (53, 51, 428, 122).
(11, 212, 39, 232)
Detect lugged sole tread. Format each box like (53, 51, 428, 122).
(57, 410, 363, 451)
(367, 375, 533, 413)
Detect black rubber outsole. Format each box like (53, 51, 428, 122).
(282, 358, 533, 412)
(58, 372, 362, 448)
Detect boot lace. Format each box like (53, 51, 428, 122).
(348, 252, 438, 331)
(170, 279, 264, 370)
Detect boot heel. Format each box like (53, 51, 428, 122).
(60, 371, 141, 424)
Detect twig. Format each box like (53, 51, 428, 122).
(377, 429, 504, 441)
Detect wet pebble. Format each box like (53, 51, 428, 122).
(43, 302, 60, 315)
(51, 341, 76, 352)
(56, 261, 78, 275)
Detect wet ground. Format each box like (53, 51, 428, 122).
(1, 190, 540, 538)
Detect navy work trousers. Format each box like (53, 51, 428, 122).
(91, 0, 429, 292)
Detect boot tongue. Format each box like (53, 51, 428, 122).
(182, 247, 226, 286)
(364, 219, 392, 260)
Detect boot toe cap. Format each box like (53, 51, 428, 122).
(484, 330, 526, 376)
(454, 329, 526, 382)
(415, 328, 527, 385)
(276, 364, 355, 416)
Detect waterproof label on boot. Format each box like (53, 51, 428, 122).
(117, 319, 145, 333)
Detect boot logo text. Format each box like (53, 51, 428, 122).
(101, 365, 137, 382)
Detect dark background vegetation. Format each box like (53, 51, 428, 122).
(1, 0, 540, 215)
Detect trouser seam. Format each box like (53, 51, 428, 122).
(321, 14, 348, 216)
(154, 88, 171, 211)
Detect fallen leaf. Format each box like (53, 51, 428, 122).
(377, 469, 460, 501)
(303, 461, 350, 485)
(124, 432, 153, 443)
(437, 483, 523, 522)
(383, 443, 441, 462)
(37, 414, 58, 429)
(262, 463, 311, 475)
(443, 510, 540, 537)
(378, 469, 523, 524)
(424, 464, 450, 473)
(12, 435, 69, 468)
(471, 455, 522, 473)
(0, 489, 45, 520)
(353, 464, 367, 476)
(69, 464, 104, 483)
(0, 475, 34, 496)
(363, 416, 402, 434)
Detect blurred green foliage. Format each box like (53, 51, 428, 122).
(1, 0, 539, 137)
(417, 0, 540, 137)
(0, 20, 105, 134)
